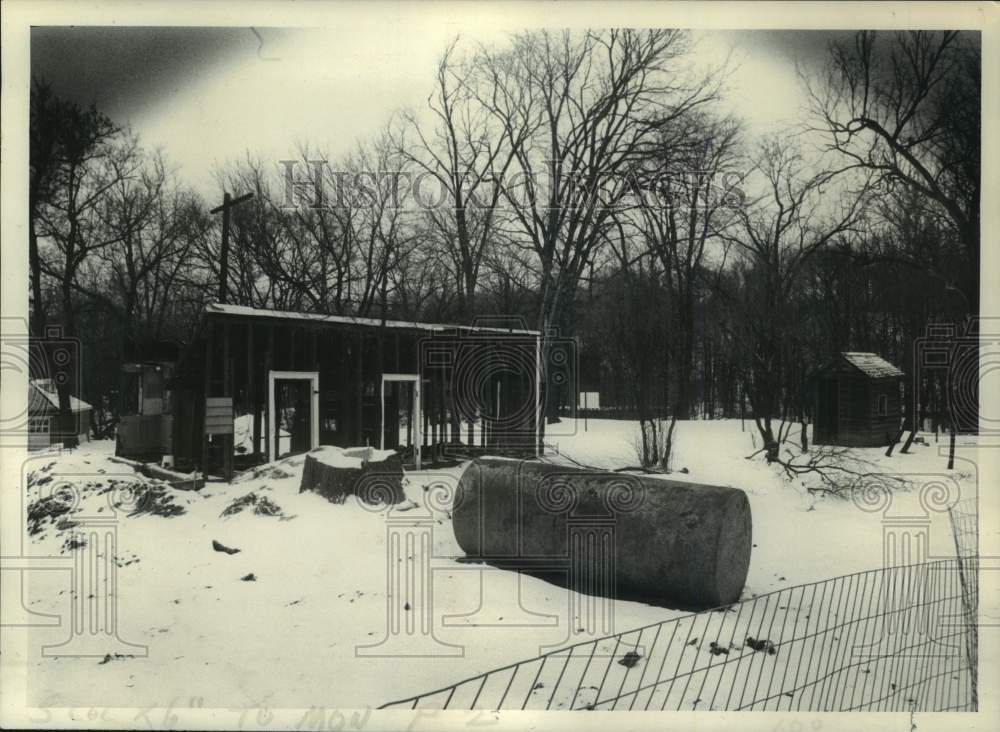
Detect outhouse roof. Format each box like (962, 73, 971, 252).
(840, 352, 905, 379)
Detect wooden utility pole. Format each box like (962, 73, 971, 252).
(210, 191, 254, 304)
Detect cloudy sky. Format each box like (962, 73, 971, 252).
(31, 25, 844, 200)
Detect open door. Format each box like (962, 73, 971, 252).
(268, 371, 319, 462)
(381, 373, 421, 469)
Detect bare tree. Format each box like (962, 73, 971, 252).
(76, 153, 211, 353)
(33, 102, 138, 446)
(28, 79, 67, 336)
(348, 136, 420, 318)
(386, 222, 459, 322)
(215, 135, 419, 318)
(206, 156, 313, 311)
(807, 30, 980, 311)
(394, 40, 520, 322)
(475, 29, 721, 435)
(594, 214, 673, 467)
(808, 30, 979, 461)
(636, 111, 742, 420)
(722, 139, 867, 460)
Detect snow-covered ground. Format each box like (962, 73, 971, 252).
(15, 419, 981, 709)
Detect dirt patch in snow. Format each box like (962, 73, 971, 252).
(123, 483, 187, 518)
(61, 536, 87, 552)
(238, 465, 296, 482)
(26, 470, 187, 539)
(220, 492, 293, 519)
(26, 491, 76, 535)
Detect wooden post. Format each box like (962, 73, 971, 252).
(396, 334, 405, 453)
(441, 366, 448, 446)
(217, 193, 231, 303)
(432, 366, 440, 446)
(223, 323, 233, 481)
(448, 353, 461, 444)
(202, 322, 214, 473)
(377, 330, 385, 449)
(264, 325, 274, 462)
(356, 332, 364, 445)
(431, 369, 437, 446)
(209, 191, 253, 304)
(406, 383, 413, 446)
(501, 359, 510, 449)
(249, 323, 260, 460)
(222, 324, 230, 393)
(466, 345, 476, 446)
(481, 344, 491, 448)
(426, 368, 433, 447)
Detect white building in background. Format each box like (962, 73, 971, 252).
(27, 378, 91, 450)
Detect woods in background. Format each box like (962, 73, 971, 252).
(29, 30, 979, 463)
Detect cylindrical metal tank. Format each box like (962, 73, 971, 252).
(452, 458, 752, 609)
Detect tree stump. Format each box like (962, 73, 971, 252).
(299, 449, 405, 505)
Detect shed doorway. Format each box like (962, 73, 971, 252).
(268, 371, 319, 462)
(381, 374, 421, 469)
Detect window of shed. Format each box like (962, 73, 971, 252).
(877, 394, 888, 416)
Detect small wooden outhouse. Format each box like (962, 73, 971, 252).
(813, 352, 905, 448)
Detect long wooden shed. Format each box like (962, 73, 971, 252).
(813, 352, 905, 448)
(157, 303, 542, 479)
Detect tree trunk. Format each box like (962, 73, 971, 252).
(758, 417, 778, 462)
(675, 298, 694, 420)
(464, 262, 476, 325)
(900, 373, 918, 454)
(639, 418, 651, 467)
(29, 223, 46, 336)
(885, 421, 905, 457)
(661, 413, 677, 470)
(57, 275, 79, 449)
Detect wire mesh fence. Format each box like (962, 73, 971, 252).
(948, 496, 979, 708)
(380, 556, 978, 712)
(949, 497, 979, 558)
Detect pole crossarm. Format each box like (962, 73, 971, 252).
(210, 191, 255, 303)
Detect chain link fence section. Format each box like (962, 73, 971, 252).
(379, 558, 976, 712)
(948, 496, 978, 709)
(949, 497, 978, 558)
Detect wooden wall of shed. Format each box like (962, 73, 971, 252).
(867, 377, 903, 446)
(831, 373, 903, 447)
(181, 316, 539, 469)
(171, 384, 201, 469)
(836, 373, 869, 444)
(216, 317, 432, 454)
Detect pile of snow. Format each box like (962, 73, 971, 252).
(308, 445, 397, 469)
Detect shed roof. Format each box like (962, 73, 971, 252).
(29, 379, 92, 414)
(840, 352, 905, 379)
(204, 302, 540, 336)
